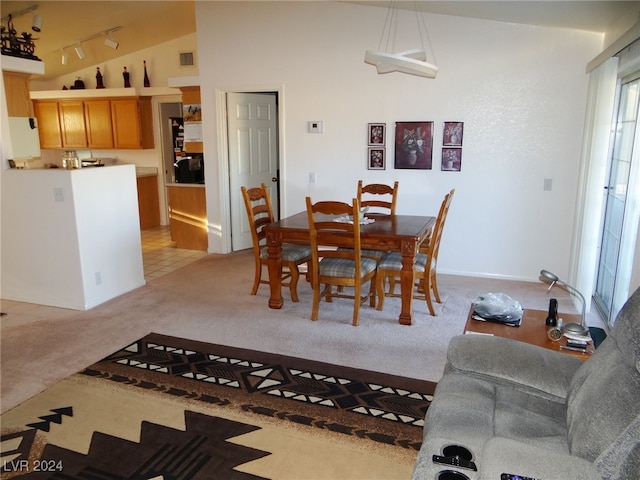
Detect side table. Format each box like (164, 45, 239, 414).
(464, 307, 594, 359)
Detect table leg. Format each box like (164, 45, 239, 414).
(266, 231, 284, 309)
(398, 242, 417, 325)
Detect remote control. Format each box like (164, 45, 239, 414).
(566, 340, 588, 349)
(432, 454, 477, 471)
(501, 474, 541, 480)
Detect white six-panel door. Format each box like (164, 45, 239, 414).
(228, 92, 279, 251)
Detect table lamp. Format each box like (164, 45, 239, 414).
(540, 269, 589, 336)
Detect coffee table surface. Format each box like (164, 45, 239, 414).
(464, 307, 594, 359)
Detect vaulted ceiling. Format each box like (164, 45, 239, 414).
(2, 1, 638, 82)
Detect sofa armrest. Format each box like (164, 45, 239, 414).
(480, 437, 601, 479)
(445, 335, 584, 401)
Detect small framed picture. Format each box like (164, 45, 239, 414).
(443, 122, 463, 146)
(368, 123, 386, 146)
(368, 147, 385, 170)
(442, 148, 462, 171)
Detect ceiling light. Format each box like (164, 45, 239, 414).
(31, 14, 43, 32)
(104, 37, 119, 49)
(75, 44, 86, 59)
(364, 1, 438, 79)
(61, 49, 69, 65)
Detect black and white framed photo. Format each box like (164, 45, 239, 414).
(368, 123, 386, 146)
(368, 147, 385, 170)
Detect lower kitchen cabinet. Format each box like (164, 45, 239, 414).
(136, 174, 161, 230)
(167, 185, 208, 251)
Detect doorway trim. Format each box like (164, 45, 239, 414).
(215, 85, 286, 254)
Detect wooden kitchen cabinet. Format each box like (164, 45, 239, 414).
(84, 99, 114, 149)
(111, 98, 154, 149)
(58, 101, 88, 148)
(3, 71, 34, 117)
(33, 101, 62, 149)
(33, 96, 154, 150)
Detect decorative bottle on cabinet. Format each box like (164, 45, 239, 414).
(143, 60, 150, 87)
(123, 66, 131, 88)
(96, 67, 105, 89)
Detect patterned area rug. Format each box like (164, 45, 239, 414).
(1, 333, 436, 479)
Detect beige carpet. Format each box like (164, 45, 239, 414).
(1, 249, 586, 417)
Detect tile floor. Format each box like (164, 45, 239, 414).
(141, 226, 208, 280)
(0, 226, 207, 321)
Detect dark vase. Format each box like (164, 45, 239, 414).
(143, 60, 150, 87)
(123, 67, 131, 88)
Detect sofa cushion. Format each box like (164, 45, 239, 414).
(424, 372, 570, 458)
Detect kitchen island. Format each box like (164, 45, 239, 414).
(0, 164, 145, 310)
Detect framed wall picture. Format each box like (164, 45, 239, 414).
(368, 147, 385, 170)
(443, 122, 463, 146)
(394, 121, 433, 169)
(368, 123, 386, 145)
(442, 148, 462, 171)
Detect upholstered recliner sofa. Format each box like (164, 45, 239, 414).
(413, 287, 640, 480)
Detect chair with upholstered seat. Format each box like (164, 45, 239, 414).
(353, 180, 399, 261)
(241, 183, 311, 302)
(306, 197, 378, 326)
(375, 189, 454, 316)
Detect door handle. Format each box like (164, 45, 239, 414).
(272, 177, 278, 182)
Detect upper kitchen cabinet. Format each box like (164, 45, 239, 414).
(32, 95, 155, 150)
(58, 101, 88, 148)
(84, 99, 114, 149)
(3, 71, 34, 117)
(111, 98, 154, 149)
(33, 100, 62, 149)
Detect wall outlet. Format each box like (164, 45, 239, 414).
(95, 272, 102, 285)
(53, 187, 64, 202)
(544, 178, 553, 191)
(309, 172, 317, 183)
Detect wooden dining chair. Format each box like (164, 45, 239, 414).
(241, 183, 311, 302)
(357, 180, 399, 214)
(375, 189, 455, 316)
(306, 197, 378, 326)
(349, 180, 399, 262)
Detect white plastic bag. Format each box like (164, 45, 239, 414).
(472, 292, 523, 322)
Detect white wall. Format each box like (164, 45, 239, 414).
(0, 165, 145, 309)
(195, 1, 602, 281)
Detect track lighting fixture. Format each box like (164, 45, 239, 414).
(59, 26, 122, 65)
(75, 44, 86, 59)
(104, 37, 119, 49)
(31, 14, 43, 32)
(61, 49, 69, 65)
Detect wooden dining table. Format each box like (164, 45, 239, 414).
(264, 212, 436, 325)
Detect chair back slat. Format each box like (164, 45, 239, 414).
(241, 183, 275, 251)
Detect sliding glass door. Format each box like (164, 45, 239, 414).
(594, 76, 640, 324)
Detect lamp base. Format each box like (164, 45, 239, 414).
(562, 322, 589, 336)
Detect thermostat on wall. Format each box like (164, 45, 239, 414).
(308, 121, 324, 133)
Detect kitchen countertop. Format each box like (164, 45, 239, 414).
(136, 167, 158, 177)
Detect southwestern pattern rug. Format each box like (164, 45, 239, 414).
(1, 333, 436, 480)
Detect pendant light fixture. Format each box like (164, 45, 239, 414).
(364, 1, 438, 79)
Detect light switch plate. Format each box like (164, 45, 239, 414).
(308, 121, 323, 133)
